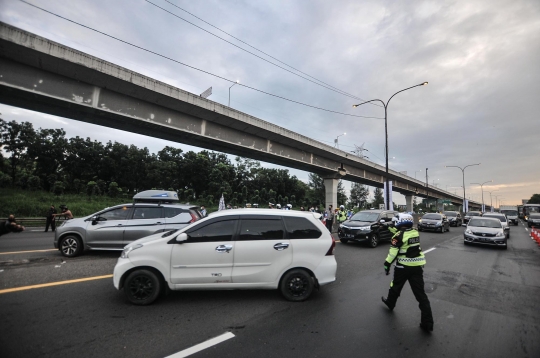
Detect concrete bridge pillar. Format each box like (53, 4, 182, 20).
(323, 167, 347, 211)
(405, 195, 414, 213)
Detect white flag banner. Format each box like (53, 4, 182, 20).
(464, 199, 469, 213)
(218, 194, 226, 211)
(383, 181, 393, 211)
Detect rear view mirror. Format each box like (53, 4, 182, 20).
(380, 219, 385, 223)
(176, 233, 188, 243)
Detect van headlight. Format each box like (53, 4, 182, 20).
(120, 244, 143, 259)
(359, 226, 371, 230)
(465, 229, 472, 234)
(435, 221, 442, 226)
(496, 232, 504, 237)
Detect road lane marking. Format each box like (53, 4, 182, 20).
(165, 332, 235, 358)
(423, 248, 436, 254)
(0, 249, 58, 255)
(0, 274, 113, 295)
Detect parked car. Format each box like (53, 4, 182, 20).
(113, 209, 337, 305)
(443, 211, 462, 227)
(527, 213, 540, 228)
(464, 217, 507, 250)
(463, 211, 482, 224)
(337, 209, 396, 247)
(54, 191, 202, 257)
(482, 212, 510, 238)
(418, 213, 450, 233)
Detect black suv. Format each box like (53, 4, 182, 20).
(443, 211, 462, 227)
(463, 211, 482, 225)
(338, 210, 396, 248)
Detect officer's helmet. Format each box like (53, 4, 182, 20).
(392, 213, 414, 229)
(340, 205, 345, 209)
(276, 204, 281, 209)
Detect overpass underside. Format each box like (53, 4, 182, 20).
(0, 22, 480, 211)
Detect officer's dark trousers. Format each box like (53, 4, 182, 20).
(45, 218, 56, 232)
(386, 266, 433, 326)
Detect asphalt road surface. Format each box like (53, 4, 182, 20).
(1, 222, 539, 358)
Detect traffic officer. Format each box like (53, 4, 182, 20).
(381, 213, 434, 332)
(337, 205, 347, 224)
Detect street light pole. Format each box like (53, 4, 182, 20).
(487, 190, 498, 212)
(445, 163, 481, 213)
(471, 180, 492, 212)
(228, 80, 240, 107)
(334, 133, 346, 149)
(352, 82, 428, 210)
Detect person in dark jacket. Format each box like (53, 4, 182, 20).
(0, 215, 25, 237)
(381, 213, 434, 332)
(45, 204, 57, 232)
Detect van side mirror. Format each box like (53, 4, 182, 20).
(379, 219, 385, 223)
(176, 233, 188, 243)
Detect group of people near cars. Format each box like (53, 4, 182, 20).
(45, 204, 73, 232)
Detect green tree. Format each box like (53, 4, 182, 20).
(337, 180, 347, 206)
(53, 180, 65, 196)
(373, 187, 384, 208)
(350, 183, 369, 208)
(0, 119, 36, 186)
(307, 173, 325, 206)
(528, 194, 540, 204)
(108, 182, 120, 198)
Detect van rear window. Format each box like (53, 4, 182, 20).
(283, 217, 322, 239)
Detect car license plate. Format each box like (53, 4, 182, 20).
(345, 234, 354, 238)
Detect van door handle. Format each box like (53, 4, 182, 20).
(216, 245, 233, 253)
(273, 243, 289, 251)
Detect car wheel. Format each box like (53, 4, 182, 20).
(340, 239, 349, 244)
(59, 235, 83, 257)
(280, 269, 314, 302)
(124, 269, 162, 305)
(369, 233, 379, 248)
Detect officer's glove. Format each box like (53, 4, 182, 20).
(384, 261, 391, 275)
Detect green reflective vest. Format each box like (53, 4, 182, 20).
(385, 227, 426, 267)
(338, 210, 347, 223)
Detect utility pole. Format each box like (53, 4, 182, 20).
(426, 168, 429, 211)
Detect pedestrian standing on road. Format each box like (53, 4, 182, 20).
(0, 215, 25, 237)
(381, 213, 434, 332)
(324, 205, 334, 232)
(53, 205, 73, 221)
(45, 204, 57, 232)
(337, 205, 347, 224)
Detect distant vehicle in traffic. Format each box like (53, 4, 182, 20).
(113, 209, 337, 305)
(337, 209, 396, 247)
(527, 213, 540, 228)
(499, 205, 518, 225)
(418, 213, 450, 233)
(443, 211, 462, 227)
(464, 217, 507, 250)
(482, 212, 510, 238)
(54, 191, 202, 257)
(523, 204, 540, 221)
(463, 211, 482, 225)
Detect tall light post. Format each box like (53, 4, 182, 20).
(487, 190, 498, 212)
(494, 195, 504, 210)
(471, 180, 492, 212)
(228, 80, 240, 107)
(445, 163, 481, 213)
(334, 132, 346, 149)
(352, 82, 428, 210)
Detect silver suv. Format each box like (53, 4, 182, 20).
(54, 191, 202, 257)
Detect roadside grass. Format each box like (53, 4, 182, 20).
(0, 188, 219, 219)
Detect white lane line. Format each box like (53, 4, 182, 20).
(423, 248, 436, 254)
(165, 332, 235, 358)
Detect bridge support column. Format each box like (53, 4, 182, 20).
(405, 195, 414, 213)
(323, 178, 338, 211)
(323, 167, 347, 211)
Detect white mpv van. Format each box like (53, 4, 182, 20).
(113, 209, 337, 305)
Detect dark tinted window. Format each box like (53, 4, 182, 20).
(444, 212, 457, 217)
(187, 220, 236, 243)
(164, 207, 185, 218)
(239, 219, 284, 241)
(284, 217, 322, 239)
(483, 214, 506, 222)
(423, 214, 441, 220)
(469, 218, 502, 228)
(99, 207, 130, 221)
(132, 207, 163, 220)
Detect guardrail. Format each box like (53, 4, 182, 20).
(10, 217, 69, 227)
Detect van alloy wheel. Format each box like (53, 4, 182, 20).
(60, 236, 82, 257)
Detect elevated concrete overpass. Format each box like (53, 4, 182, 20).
(0, 22, 484, 211)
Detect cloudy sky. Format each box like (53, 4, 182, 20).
(1, 0, 539, 206)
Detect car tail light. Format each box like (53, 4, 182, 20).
(325, 237, 336, 256)
(189, 212, 197, 223)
